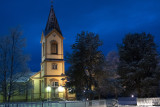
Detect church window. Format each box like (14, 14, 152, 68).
(52, 82, 59, 87)
(51, 41, 58, 54)
(55, 82, 59, 87)
(52, 63, 57, 70)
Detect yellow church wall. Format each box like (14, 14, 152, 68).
(46, 61, 64, 75)
(42, 50, 45, 62)
(45, 77, 65, 86)
(46, 54, 63, 60)
(41, 63, 45, 77)
(46, 32, 63, 59)
(34, 73, 41, 78)
(33, 79, 40, 99)
(44, 77, 66, 99)
(41, 37, 46, 62)
(41, 79, 45, 93)
(42, 48, 45, 62)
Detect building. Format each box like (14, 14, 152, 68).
(30, 5, 68, 100)
(0, 4, 75, 102)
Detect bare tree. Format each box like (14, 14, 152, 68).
(0, 36, 10, 102)
(0, 28, 30, 102)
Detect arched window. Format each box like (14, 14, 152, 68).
(51, 41, 58, 54)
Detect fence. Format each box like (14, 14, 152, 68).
(137, 98, 160, 106)
(118, 97, 160, 107)
(0, 100, 112, 107)
(2, 98, 160, 107)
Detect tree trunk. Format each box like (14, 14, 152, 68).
(98, 94, 101, 100)
(137, 84, 141, 97)
(8, 34, 15, 103)
(3, 52, 7, 103)
(115, 88, 118, 99)
(25, 83, 28, 101)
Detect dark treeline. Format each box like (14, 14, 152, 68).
(66, 31, 160, 100)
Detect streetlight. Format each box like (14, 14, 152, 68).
(46, 86, 51, 101)
(131, 94, 134, 98)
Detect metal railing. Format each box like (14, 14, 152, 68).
(137, 98, 160, 106)
(0, 100, 113, 107)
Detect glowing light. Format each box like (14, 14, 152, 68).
(131, 94, 134, 98)
(46, 86, 51, 92)
(58, 86, 64, 92)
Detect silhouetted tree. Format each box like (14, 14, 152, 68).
(0, 28, 30, 102)
(118, 33, 158, 97)
(66, 31, 104, 100)
(96, 51, 121, 99)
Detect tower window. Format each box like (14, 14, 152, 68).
(52, 63, 57, 70)
(51, 41, 58, 54)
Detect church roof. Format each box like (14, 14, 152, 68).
(45, 5, 62, 36)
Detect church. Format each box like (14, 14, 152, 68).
(30, 5, 74, 100)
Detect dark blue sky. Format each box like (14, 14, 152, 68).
(0, 0, 160, 72)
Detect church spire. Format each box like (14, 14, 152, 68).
(45, 4, 62, 35)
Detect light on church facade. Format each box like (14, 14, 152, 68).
(58, 86, 65, 92)
(46, 86, 51, 92)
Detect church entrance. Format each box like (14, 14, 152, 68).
(49, 79, 59, 99)
(51, 87, 58, 98)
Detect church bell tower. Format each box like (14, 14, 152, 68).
(40, 4, 66, 99)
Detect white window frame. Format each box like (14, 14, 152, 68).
(52, 82, 59, 87)
(52, 63, 57, 70)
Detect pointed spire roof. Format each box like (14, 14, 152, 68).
(45, 5, 62, 35)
